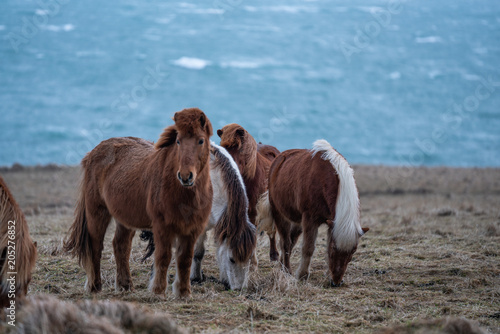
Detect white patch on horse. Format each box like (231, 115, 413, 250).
(196, 143, 251, 289)
(311, 139, 361, 251)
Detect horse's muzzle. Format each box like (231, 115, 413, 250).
(330, 280, 344, 288)
(177, 171, 195, 187)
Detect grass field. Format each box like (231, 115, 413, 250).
(1, 165, 499, 333)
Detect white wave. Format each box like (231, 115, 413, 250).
(462, 73, 481, 81)
(173, 57, 211, 70)
(190, 8, 224, 14)
(221, 61, 262, 69)
(76, 50, 106, 58)
(357, 6, 384, 13)
(178, 2, 196, 8)
(473, 47, 488, 55)
(243, 6, 257, 12)
(244, 6, 317, 13)
(35, 9, 49, 16)
(428, 70, 442, 79)
(42, 24, 75, 32)
(389, 72, 401, 80)
(178, 5, 224, 14)
(0, 25, 5, 31)
(415, 36, 442, 44)
(155, 17, 175, 25)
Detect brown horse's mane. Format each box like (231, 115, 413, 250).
(0, 175, 37, 307)
(218, 124, 257, 179)
(211, 145, 256, 263)
(156, 110, 213, 150)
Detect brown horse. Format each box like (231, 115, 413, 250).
(217, 124, 280, 261)
(64, 108, 213, 298)
(140, 142, 256, 290)
(0, 175, 37, 308)
(256, 140, 369, 286)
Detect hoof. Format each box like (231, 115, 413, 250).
(269, 252, 279, 262)
(296, 272, 309, 281)
(174, 289, 192, 299)
(190, 272, 206, 284)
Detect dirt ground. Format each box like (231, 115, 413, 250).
(1, 164, 499, 333)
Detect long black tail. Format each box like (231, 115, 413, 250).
(139, 230, 155, 262)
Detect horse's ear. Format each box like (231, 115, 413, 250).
(199, 113, 206, 128)
(155, 125, 178, 149)
(173, 112, 179, 122)
(235, 128, 245, 138)
(359, 227, 370, 236)
(33, 241, 38, 248)
(201, 113, 213, 137)
(217, 129, 223, 138)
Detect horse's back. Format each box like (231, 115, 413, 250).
(257, 143, 280, 162)
(81, 137, 155, 228)
(83, 137, 153, 168)
(269, 149, 339, 222)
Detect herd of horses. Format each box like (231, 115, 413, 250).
(0, 107, 368, 306)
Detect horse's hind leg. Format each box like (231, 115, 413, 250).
(190, 230, 207, 283)
(268, 232, 279, 262)
(273, 212, 292, 273)
(113, 222, 136, 291)
(296, 214, 319, 280)
(85, 206, 112, 292)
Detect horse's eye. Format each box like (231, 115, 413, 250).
(229, 258, 235, 264)
(198, 138, 204, 145)
(176, 139, 180, 145)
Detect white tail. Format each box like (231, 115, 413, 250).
(311, 139, 361, 251)
(255, 191, 275, 235)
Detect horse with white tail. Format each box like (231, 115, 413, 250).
(256, 139, 369, 287)
(141, 142, 256, 290)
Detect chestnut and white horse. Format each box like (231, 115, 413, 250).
(257, 140, 369, 286)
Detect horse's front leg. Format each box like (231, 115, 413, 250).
(173, 234, 197, 298)
(113, 222, 136, 291)
(149, 222, 173, 295)
(296, 215, 318, 280)
(190, 230, 207, 283)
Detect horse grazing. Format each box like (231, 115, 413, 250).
(217, 124, 280, 261)
(64, 108, 213, 298)
(141, 142, 256, 290)
(256, 140, 369, 286)
(0, 175, 37, 308)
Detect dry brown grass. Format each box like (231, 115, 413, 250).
(1, 165, 499, 333)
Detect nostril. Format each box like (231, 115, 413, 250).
(188, 172, 193, 181)
(177, 172, 182, 181)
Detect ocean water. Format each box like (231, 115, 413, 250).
(1, 0, 499, 167)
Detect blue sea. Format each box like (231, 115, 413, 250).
(1, 0, 499, 167)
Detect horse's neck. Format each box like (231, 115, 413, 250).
(209, 165, 227, 228)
